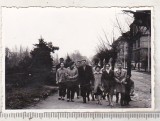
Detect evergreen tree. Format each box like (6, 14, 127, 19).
(65, 55, 72, 68)
(30, 37, 59, 72)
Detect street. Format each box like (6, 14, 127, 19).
(28, 70, 151, 109)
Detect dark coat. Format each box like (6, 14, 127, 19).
(78, 65, 94, 86)
(102, 69, 115, 87)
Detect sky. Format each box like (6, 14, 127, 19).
(2, 7, 133, 59)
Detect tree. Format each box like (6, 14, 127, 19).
(30, 37, 59, 72)
(70, 50, 83, 62)
(65, 55, 72, 68)
(123, 10, 151, 75)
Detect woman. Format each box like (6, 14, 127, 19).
(114, 63, 127, 106)
(56, 62, 68, 100)
(93, 66, 103, 105)
(66, 62, 78, 102)
(102, 64, 115, 106)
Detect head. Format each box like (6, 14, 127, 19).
(59, 58, 64, 63)
(95, 66, 101, 72)
(76, 61, 81, 67)
(126, 75, 131, 79)
(117, 63, 123, 70)
(106, 64, 110, 70)
(81, 60, 87, 67)
(60, 62, 65, 69)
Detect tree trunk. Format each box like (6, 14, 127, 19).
(127, 41, 133, 76)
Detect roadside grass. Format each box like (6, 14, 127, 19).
(6, 85, 58, 109)
(5, 71, 58, 109)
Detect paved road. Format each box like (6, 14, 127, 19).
(28, 70, 151, 109)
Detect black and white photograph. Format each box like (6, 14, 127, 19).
(3, 7, 153, 110)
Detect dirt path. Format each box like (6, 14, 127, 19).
(28, 71, 151, 109)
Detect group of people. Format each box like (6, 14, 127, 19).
(56, 58, 134, 107)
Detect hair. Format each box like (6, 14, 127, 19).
(60, 58, 64, 61)
(69, 61, 75, 67)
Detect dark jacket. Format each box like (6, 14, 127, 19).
(78, 65, 94, 86)
(102, 69, 115, 87)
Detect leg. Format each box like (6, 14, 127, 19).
(91, 92, 95, 101)
(71, 85, 75, 101)
(87, 91, 90, 101)
(58, 83, 62, 100)
(61, 83, 66, 100)
(110, 87, 114, 106)
(76, 85, 80, 98)
(107, 94, 111, 105)
(120, 93, 125, 106)
(116, 92, 119, 103)
(81, 86, 86, 103)
(86, 85, 90, 102)
(67, 87, 71, 101)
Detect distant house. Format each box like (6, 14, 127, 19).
(116, 26, 151, 71)
(132, 26, 151, 71)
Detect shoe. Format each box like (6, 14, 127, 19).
(62, 97, 65, 100)
(99, 101, 102, 105)
(67, 99, 70, 102)
(58, 97, 62, 100)
(110, 103, 114, 107)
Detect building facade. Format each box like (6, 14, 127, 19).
(132, 26, 151, 71)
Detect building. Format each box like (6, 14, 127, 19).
(132, 26, 151, 71)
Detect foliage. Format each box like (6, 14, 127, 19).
(30, 38, 59, 72)
(65, 55, 72, 68)
(70, 50, 84, 62)
(6, 86, 58, 109)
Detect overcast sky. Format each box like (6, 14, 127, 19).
(2, 8, 133, 59)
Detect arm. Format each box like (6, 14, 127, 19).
(114, 71, 121, 83)
(56, 70, 59, 83)
(121, 71, 127, 83)
(101, 73, 105, 86)
(90, 67, 95, 84)
(114, 77, 121, 83)
(72, 68, 79, 79)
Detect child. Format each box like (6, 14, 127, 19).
(93, 66, 103, 105)
(124, 75, 134, 105)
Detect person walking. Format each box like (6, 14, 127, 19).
(78, 60, 94, 103)
(91, 60, 100, 101)
(66, 62, 78, 102)
(75, 61, 81, 99)
(93, 66, 103, 105)
(56, 58, 66, 71)
(114, 63, 127, 106)
(102, 64, 115, 106)
(56, 62, 68, 100)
